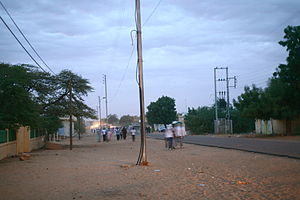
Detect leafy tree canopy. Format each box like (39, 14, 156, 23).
(0, 63, 96, 134)
(0, 63, 49, 129)
(233, 85, 272, 120)
(119, 115, 134, 126)
(270, 25, 300, 119)
(146, 96, 177, 126)
(107, 114, 119, 125)
(185, 106, 214, 134)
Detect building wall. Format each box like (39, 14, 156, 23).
(58, 119, 76, 137)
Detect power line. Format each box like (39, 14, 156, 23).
(110, 45, 136, 103)
(142, 0, 163, 27)
(0, 1, 56, 75)
(0, 16, 47, 73)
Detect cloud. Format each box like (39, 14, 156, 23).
(0, 0, 299, 116)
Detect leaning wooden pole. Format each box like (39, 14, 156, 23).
(135, 0, 147, 165)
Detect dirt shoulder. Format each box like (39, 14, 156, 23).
(0, 135, 299, 200)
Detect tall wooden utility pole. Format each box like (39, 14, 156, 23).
(103, 74, 108, 123)
(78, 117, 81, 140)
(135, 0, 147, 165)
(69, 80, 73, 150)
(98, 96, 102, 129)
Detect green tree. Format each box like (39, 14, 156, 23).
(146, 96, 177, 126)
(184, 106, 214, 134)
(0, 63, 51, 129)
(119, 115, 134, 126)
(50, 70, 96, 120)
(270, 25, 300, 119)
(231, 108, 255, 133)
(107, 114, 119, 125)
(74, 117, 86, 134)
(233, 85, 272, 120)
(0, 64, 96, 138)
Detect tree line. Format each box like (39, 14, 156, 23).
(105, 114, 140, 126)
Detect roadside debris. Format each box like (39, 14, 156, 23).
(19, 153, 31, 161)
(45, 142, 65, 150)
(120, 164, 130, 169)
(236, 181, 249, 185)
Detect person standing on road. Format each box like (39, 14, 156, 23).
(130, 128, 136, 142)
(96, 128, 101, 142)
(175, 122, 186, 148)
(101, 128, 107, 142)
(165, 125, 174, 150)
(122, 127, 127, 140)
(115, 127, 121, 141)
(107, 128, 113, 141)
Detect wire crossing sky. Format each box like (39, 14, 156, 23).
(0, 0, 299, 117)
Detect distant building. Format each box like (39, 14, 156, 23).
(57, 117, 77, 137)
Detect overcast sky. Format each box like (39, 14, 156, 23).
(0, 0, 299, 117)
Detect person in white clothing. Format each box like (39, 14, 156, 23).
(165, 125, 174, 150)
(175, 122, 186, 148)
(130, 128, 136, 142)
(101, 128, 107, 142)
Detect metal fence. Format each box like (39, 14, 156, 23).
(0, 129, 16, 143)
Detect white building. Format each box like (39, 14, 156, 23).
(57, 117, 77, 137)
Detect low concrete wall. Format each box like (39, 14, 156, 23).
(272, 119, 286, 135)
(0, 141, 17, 159)
(291, 118, 300, 135)
(256, 118, 300, 135)
(0, 126, 45, 160)
(29, 137, 45, 152)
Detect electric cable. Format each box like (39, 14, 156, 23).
(110, 45, 136, 103)
(0, 1, 56, 75)
(0, 16, 47, 73)
(142, 0, 163, 27)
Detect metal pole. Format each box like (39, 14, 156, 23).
(214, 67, 218, 121)
(135, 0, 147, 165)
(226, 67, 230, 134)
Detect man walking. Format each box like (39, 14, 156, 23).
(122, 127, 127, 140)
(130, 128, 136, 142)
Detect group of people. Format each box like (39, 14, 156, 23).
(94, 126, 137, 142)
(164, 122, 186, 150)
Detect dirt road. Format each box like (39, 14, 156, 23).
(0, 135, 299, 200)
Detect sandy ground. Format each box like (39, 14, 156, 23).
(0, 134, 300, 200)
